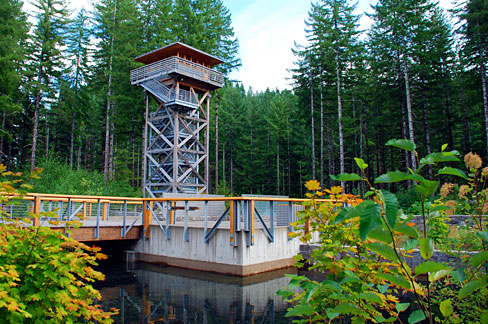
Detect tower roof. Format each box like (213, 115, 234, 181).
(134, 42, 224, 67)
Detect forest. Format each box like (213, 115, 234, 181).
(0, 0, 487, 198)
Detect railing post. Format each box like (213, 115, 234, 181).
(83, 202, 87, 219)
(67, 198, 72, 221)
(122, 200, 127, 238)
(95, 199, 101, 239)
(102, 202, 107, 221)
(204, 200, 208, 241)
(184, 201, 189, 242)
(270, 200, 274, 243)
(288, 201, 293, 240)
(169, 202, 175, 224)
(229, 199, 235, 246)
(250, 200, 255, 246)
(143, 200, 152, 239)
(33, 196, 41, 227)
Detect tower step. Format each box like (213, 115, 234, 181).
(140, 79, 198, 109)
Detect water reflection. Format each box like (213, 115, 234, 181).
(96, 262, 297, 323)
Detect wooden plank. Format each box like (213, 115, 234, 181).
(52, 226, 142, 241)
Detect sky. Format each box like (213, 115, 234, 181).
(25, 0, 457, 92)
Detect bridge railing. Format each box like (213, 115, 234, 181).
(1, 194, 335, 245)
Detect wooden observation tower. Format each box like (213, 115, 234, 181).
(130, 42, 224, 196)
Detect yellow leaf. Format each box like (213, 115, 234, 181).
(305, 180, 321, 191)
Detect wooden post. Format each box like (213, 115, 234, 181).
(102, 202, 107, 221)
(82, 202, 87, 219)
(143, 200, 153, 239)
(33, 196, 41, 227)
(88, 203, 92, 218)
(169, 202, 175, 224)
(229, 199, 235, 246)
(250, 200, 255, 245)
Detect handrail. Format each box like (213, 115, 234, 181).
(130, 56, 224, 86)
(1, 193, 332, 245)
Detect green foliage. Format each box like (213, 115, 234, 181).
(280, 141, 488, 323)
(30, 159, 139, 197)
(0, 165, 117, 322)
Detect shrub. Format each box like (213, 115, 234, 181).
(0, 165, 117, 323)
(279, 141, 488, 324)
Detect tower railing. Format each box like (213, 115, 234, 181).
(130, 56, 224, 87)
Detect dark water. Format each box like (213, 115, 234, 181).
(94, 261, 297, 324)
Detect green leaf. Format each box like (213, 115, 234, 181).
(404, 239, 418, 251)
(357, 292, 382, 304)
(368, 227, 393, 243)
(480, 312, 488, 324)
(287, 303, 315, 316)
(386, 139, 416, 152)
(440, 299, 453, 317)
(374, 316, 396, 323)
(330, 173, 362, 181)
(430, 205, 452, 212)
(366, 242, 399, 262)
(419, 238, 434, 260)
(374, 171, 409, 183)
(429, 269, 452, 282)
(415, 179, 439, 197)
(437, 167, 468, 180)
(395, 303, 410, 313)
(458, 280, 487, 299)
(377, 283, 389, 294)
(377, 273, 411, 289)
(395, 223, 418, 238)
(441, 143, 448, 151)
(380, 190, 398, 228)
(364, 190, 375, 198)
(408, 310, 426, 324)
(359, 201, 382, 241)
(354, 157, 368, 170)
(415, 261, 451, 275)
(471, 251, 488, 268)
(334, 206, 360, 224)
(477, 231, 488, 242)
(326, 308, 340, 320)
(451, 268, 465, 283)
(330, 303, 361, 316)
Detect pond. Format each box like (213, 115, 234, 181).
(95, 261, 298, 323)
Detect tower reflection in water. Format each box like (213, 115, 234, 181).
(96, 262, 297, 324)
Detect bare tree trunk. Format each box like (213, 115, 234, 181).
(109, 120, 114, 179)
(215, 99, 219, 192)
(229, 144, 233, 193)
(461, 90, 472, 152)
(310, 68, 315, 180)
(336, 52, 345, 189)
(31, 69, 43, 171)
(326, 110, 335, 185)
(481, 61, 488, 160)
(287, 128, 291, 196)
(131, 127, 135, 186)
(421, 84, 433, 179)
(320, 78, 324, 186)
(77, 134, 81, 170)
(70, 111, 75, 169)
(0, 110, 5, 163)
(44, 113, 49, 160)
(104, 0, 117, 183)
(401, 99, 410, 171)
(276, 142, 280, 195)
(400, 46, 416, 171)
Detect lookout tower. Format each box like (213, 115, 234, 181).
(130, 42, 224, 196)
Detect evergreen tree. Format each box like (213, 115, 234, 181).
(0, 0, 28, 164)
(28, 0, 69, 170)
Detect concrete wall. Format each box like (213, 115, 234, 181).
(135, 225, 301, 276)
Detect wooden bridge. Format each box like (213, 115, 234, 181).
(2, 193, 319, 275)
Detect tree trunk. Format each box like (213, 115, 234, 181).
(421, 84, 433, 179)
(0, 110, 5, 163)
(215, 99, 219, 191)
(481, 61, 488, 160)
(31, 66, 43, 172)
(326, 110, 335, 185)
(461, 90, 472, 152)
(276, 141, 280, 195)
(44, 112, 49, 160)
(336, 51, 345, 189)
(77, 134, 81, 169)
(401, 99, 410, 171)
(70, 111, 76, 169)
(400, 46, 416, 171)
(310, 68, 315, 180)
(320, 78, 324, 186)
(104, 0, 117, 183)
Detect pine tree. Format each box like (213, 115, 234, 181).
(0, 0, 28, 164)
(28, 0, 69, 170)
